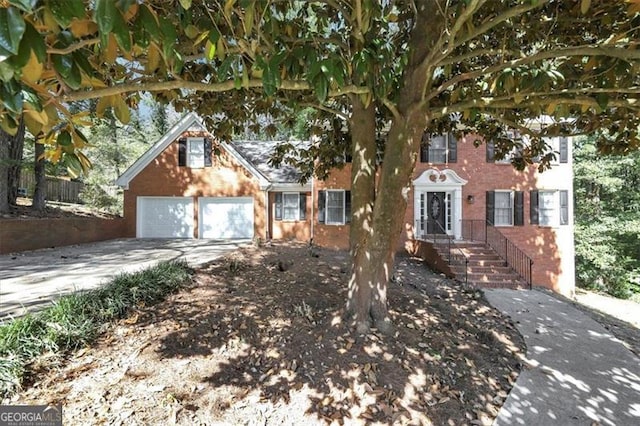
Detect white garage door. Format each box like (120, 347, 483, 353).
(137, 197, 194, 238)
(199, 197, 254, 239)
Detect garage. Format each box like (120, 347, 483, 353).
(137, 197, 194, 238)
(199, 197, 254, 239)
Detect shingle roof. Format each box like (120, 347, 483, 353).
(230, 140, 307, 184)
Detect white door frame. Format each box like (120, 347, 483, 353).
(413, 169, 467, 240)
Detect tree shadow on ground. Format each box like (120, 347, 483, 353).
(136, 243, 525, 425)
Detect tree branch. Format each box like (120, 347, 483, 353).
(431, 95, 640, 117)
(426, 45, 640, 103)
(62, 79, 369, 102)
(451, 0, 550, 51)
(438, 87, 640, 112)
(47, 38, 100, 55)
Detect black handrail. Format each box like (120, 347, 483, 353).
(461, 219, 534, 289)
(415, 219, 469, 285)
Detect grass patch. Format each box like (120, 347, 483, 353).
(0, 260, 193, 399)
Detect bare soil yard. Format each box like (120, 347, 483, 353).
(9, 243, 526, 425)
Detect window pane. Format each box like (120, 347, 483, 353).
(282, 193, 299, 220)
(188, 139, 205, 168)
(428, 135, 447, 163)
(326, 191, 344, 224)
(539, 191, 556, 226)
(494, 192, 512, 226)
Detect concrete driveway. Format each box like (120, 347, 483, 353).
(485, 289, 640, 426)
(0, 238, 246, 320)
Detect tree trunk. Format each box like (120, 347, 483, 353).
(32, 140, 46, 212)
(345, 97, 378, 332)
(0, 132, 9, 213)
(345, 1, 441, 333)
(7, 118, 25, 205)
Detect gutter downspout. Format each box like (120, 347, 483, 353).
(264, 185, 271, 241)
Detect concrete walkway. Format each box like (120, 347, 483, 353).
(485, 289, 640, 426)
(0, 238, 245, 320)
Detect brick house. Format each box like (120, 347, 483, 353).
(116, 113, 575, 296)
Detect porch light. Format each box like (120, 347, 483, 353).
(467, 195, 475, 204)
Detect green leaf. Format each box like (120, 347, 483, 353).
(314, 74, 328, 103)
(63, 62, 82, 90)
(179, 0, 192, 9)
(596, 93, 609, 110)
(7, 29, 31, 69)
(72, 50, 94, 76)
(112, 8, 131, 52)
(23, 22, 46, 63)
(58, 130, 72, 146)
(262, 64, 278, 97)
(205, 40, 216, 61)
(1, 82, 23, 113)
(94, 0, 117, 47)
(0, 6, 26, 56)
(63, 153, 83, 178)
(159, 17, 177, 60)
(138, 5, 160, 42)
(9, 0, 38, 12)
(0, 61, 15, 82)
(52, 54, 73, 78)
(47, 0, 85, 28)
(22, 86, 42, 111)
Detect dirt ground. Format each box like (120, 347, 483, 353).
(0, 198, 115, 219)
(9, 242, 527, 425)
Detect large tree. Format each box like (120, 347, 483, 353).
(1, 0, 639, 332)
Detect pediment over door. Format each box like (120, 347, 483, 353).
(413, 169, 468, 187)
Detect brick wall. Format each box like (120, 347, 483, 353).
(268, 191, 312, 242)
(0, 217, 126, 254)
(309, 135, 574, 295)
(408, 135, 575, 295)
(123, 131, 267, 239)
(313, 165, 352, 250)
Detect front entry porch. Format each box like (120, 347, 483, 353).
(413, 169, 467, 240)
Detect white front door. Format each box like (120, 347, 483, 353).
(413, 169, 468, 240)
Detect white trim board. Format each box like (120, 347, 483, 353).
(115, 113, 270, 190)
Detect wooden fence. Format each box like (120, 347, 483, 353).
(18, 173, 85, 204)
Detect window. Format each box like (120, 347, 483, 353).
(530, 190, 569, 226)
(318, 190, 351, 225)
(487, 131, 523, 164)
(538, 137, 569, 164)
(538, 191, 556, 226)
(494, 191, 513, 226)
(188, 138, 205, 168)
(274, 192, 306, 221)
(486, 190, 524, 226)
(178, 137, 212, 168)
(420, 133, 457, 163)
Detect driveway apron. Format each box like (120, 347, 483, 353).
(485, 289, 640, 426)
(0, 238, 244, 319)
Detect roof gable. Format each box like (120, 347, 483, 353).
(115, 113, 270, 189)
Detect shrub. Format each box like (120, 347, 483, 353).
(0, 260, 193, 399)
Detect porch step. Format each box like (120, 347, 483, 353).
(435, 241, 528, 289)
(451, 265, 513, 275)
